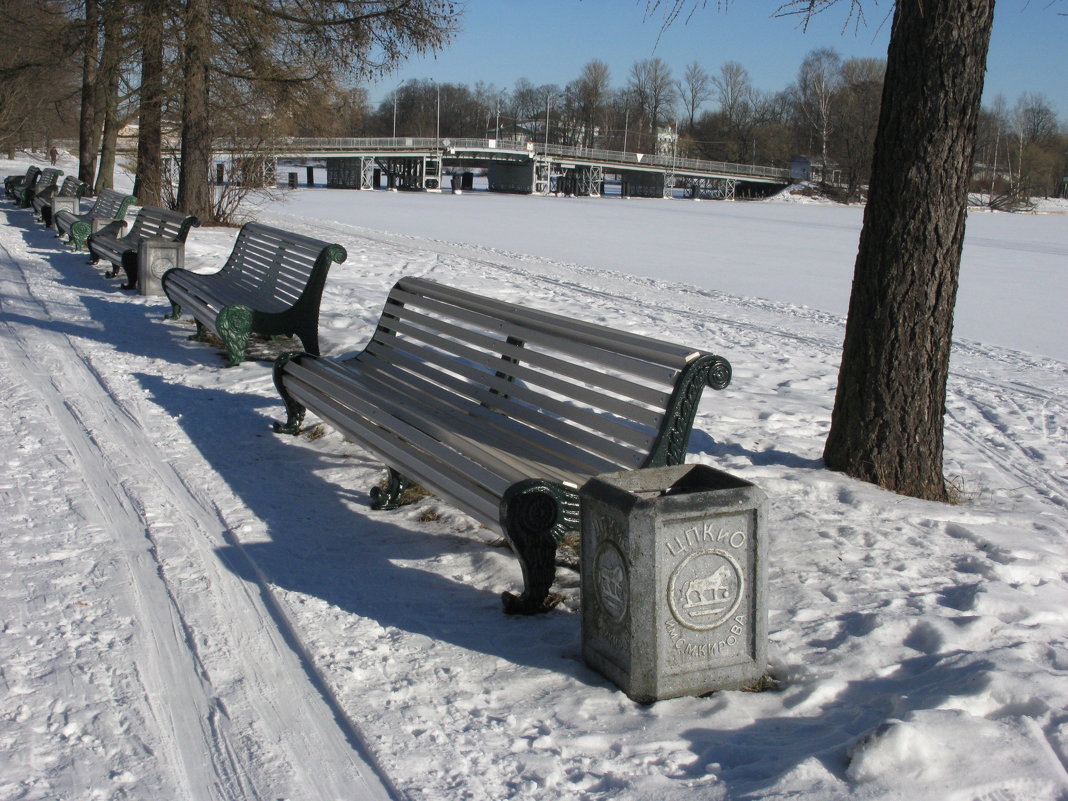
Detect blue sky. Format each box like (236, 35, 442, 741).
(366, 1, 1067, 118)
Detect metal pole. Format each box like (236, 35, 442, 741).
(623, 109, 629, 156)
(436, 84, 441, 140)
(393, 91, 397, 138)
(544, 91, 550, 150)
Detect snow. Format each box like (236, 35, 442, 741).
(2, 152, 1067, 801)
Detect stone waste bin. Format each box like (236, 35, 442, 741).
(580, 464, 767, 703)
(49, 196, 80, 230)
(138, 239, 184, 296)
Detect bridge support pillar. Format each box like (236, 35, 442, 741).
(619, 170, 666, 198)
(576, 166, 603, 197)
(488, 161, 537, 194)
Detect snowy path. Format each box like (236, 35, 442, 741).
(0, 229, 393, 800)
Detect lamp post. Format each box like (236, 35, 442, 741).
(436, 83, 441, 140)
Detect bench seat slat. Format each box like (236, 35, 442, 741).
(351, 354, 630, 478)
(287, 362, 587, 491)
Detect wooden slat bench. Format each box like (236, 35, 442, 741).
(88, 205, 200, 289)
(11, 166, 62, 208)
(272, 276, 733, 614)
(161, 222, 348, 366)
(4, 165, 40, 199)
(34, 176, 86, 224)
(54, 188, 138, 250)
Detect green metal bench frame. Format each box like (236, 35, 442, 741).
(54, 188, 138, 250)
(161, 221, 347, 366)
(34, 176, 86, 223)
(12, 167, 62, 208)
(273, 276, 733, 614)
(4, 165, 41, 199)
(88, 205, 201, 289)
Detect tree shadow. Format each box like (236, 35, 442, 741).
(695, 431, 823, 470)
(134, 371, 592, 678)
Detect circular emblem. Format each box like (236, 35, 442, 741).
(594, 541, 628, 623)
(668, 549, 744, 631)
(151, 255, 175, 278)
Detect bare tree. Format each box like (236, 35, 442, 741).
(677, 61, 712, 131)
(571, 60, 611, 147)
(627, 57, 675, 150)
(795, 47, 841, 163)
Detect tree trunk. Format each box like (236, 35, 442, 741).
(93, 1, 122, 195)
(823, 0, 995, 501)
(77, 0, 99, 192)
(177, 0, 213, 221)
(134, 0, 164, 207)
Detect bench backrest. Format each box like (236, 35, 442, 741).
(364, 277, 732, 475)
(34, 168, 63, 191)
(126, 206, 200, 244)
(87, 188, 137, 219)
(8, 165, 40, 188)
(218, 221, 347, 304)
(56, 176, 85, 198)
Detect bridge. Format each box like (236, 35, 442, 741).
(254, 137, 792, 199)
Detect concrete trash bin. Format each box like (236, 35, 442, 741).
(580, 464, 768, 702)
(138, 239, 184, 296)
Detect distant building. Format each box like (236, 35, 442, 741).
(790, 155, 841, 184)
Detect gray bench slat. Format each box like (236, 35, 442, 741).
(350, 353, 627, 480)
(387, 285, 685, 387)
(169, 271, 290, 313)
(283, 370, 506, 527)
(286, 360, 547, 489)
(378, 299, 672, 409)
(365, 329, 661, 457)
(273, 276, 734, 613)
(370, 313, 668, 432)
(395, 277, 701, 368)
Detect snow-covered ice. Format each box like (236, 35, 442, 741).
(1, 153, 1066, 800)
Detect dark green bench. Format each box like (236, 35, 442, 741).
(4, 165, 40, 199)
(88, 205, 200, 289)
(272, 276, 733, 614)
(162, 222, 347, 366)
(11, 167, 62, 208)
(54, 188, 138, 250)
(34, 176, 86, 224)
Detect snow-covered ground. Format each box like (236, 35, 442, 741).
(2, 153, 1066, 801)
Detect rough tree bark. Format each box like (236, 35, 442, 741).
(93, 0, 123, 194)
(133, 0, 164, 207)
(176, 0, 212, 221)
(823, 0, 996, 500)
(77, 0, 99, 191)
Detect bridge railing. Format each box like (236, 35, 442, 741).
(240, 137, 790, 181)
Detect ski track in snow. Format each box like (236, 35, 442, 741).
(0, 231, 393, 800)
